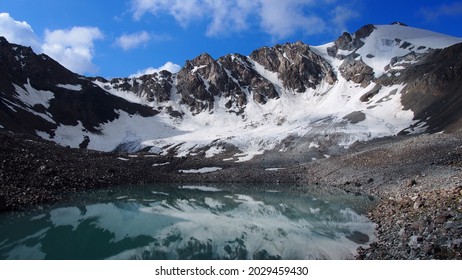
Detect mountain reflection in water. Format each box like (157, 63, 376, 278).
(0, 184, 376, 260)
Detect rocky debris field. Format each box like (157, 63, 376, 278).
(0, 131, 178, 211)
(1, 130, 462, 259)
(357, 186, 462, 259)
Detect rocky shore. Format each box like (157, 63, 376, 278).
(1, 130, 461, 259)
(297, 133, 462, 259)
(358, 186, 462, 259)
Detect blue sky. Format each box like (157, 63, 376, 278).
(1, 0, 462, 78)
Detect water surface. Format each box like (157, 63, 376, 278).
(0, 184, 376, 260)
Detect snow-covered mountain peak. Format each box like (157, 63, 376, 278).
(2, 24, 462, 161)
(321, 24, 462, 79)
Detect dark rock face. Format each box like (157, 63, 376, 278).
(95, 70, 174, 103)
(250, 42, 336, 92)
(217, 54, 253, 109)
(1, 37, 153, 134)
(219, 53, 280, 107)
(333, 32, 354, 51)
(399, 42, 462, 132)
(339, 58, 375, 87)
(0, 37, 158, 138)
(177, 53, 230, 113)
(355, 24, 376, 40)
(0, 37, 80, 91)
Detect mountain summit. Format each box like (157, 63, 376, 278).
(1, 24, 461, 160)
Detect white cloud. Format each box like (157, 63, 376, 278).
(258, 0, 326, 39)
(132, 0, 169, 20)
(170, 0, 205, 27)
(0, 12, 41, 51)
(42, 27, 104, 74)
(132, 0, 205, 26)
(419, 2, 462, 21)
(331, 6, 360, 33)
(0, 13, 103, 75)
(205, 0, 258, 37)
(115, 31, 150, 50)
(129, 0, 353, 39)
(130, 61, 181, 77)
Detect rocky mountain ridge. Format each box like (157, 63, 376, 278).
(1, 23, 462, 159)
(93, 40, 338, 116)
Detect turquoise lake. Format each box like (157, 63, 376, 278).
(0, 184, 376, 260)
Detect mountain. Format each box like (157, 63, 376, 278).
(0, 37, 166, 152)
(1, 23, 461, 160)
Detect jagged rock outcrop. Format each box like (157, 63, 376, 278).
(327, 24, 376, 58)
(219, 54, 279, 105)
(326, 24, 377, 86)
(250, 42, 336, 92)
(385, 52, 422, 72)
(217, 54, 252, 110)
(339, 57, 375, 87)
(94, 70, 174, 103)
(327, 24, 375, 87)
(177, 53, 239, 114)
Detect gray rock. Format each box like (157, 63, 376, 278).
(452, 238, 462, 248)
(345, 231, 370, 244)
(343, 111, 366, 124)
(408, 235, 424, 249)
(435, 213, 452, 224)
(339, 57, 374, 87)
(413, 198, 424, 210)
(360, 84, 382, 102)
